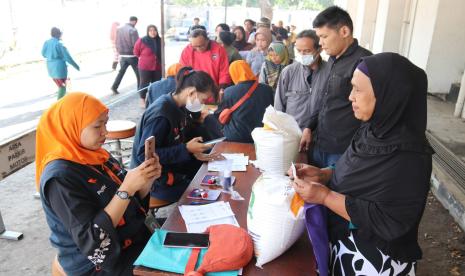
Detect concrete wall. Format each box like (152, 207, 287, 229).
(341, 0, 378, 48)
(372, 0, 405, 53)
(425, 0, 465, 93)
(407, 0, 439, 70)
(358, 0, 378, 49)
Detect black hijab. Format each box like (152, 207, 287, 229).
(232, 26, 250, 51)
(141, 25, 161, 61)
(329, 53, 433, 262)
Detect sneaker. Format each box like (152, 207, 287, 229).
(111, 87, 119, 95)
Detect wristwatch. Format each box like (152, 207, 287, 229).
(115, 190, 131, 200)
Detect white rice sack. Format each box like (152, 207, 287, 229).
(247, 175, 305, 268)
(252, 106, 301, 175)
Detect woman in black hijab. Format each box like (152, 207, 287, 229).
(290, 53, 432, 275)
(134, 25, 162, 106)
(232, 26, 253, 51)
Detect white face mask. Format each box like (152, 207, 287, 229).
(186, 94, 203, 112)
(294, 51, 315, 66)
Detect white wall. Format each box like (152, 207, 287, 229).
(426, 0, 465, 93)
(407, 0, 439, 70)
(372, 0, 405, 53)
(358, 0, 378, 49)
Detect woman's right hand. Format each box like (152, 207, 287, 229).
(287, 163, 331, 184)
(186, 137, 213, 154)
(120, 158, 162, 195)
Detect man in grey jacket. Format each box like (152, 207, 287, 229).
(275, 29, 328, 152)
(111, 16, 139, 94)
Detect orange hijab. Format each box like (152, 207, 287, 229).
(166, 63, 182, 77)
(229, 60, 257, 84)
(35, 92, 109, 189)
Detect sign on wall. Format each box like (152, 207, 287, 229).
(0, 131, 36, 181)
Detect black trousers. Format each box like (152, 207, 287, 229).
(111, 57, 140, 90)
(138, 69, 162, 99)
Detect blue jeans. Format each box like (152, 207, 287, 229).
(310, 145, 342, 168)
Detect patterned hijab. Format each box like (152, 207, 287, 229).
(263, 42, 288, 89)
(267, 42, 289, 66)
(35, 92, 109, 188)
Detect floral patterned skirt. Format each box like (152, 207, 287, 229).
(330, 233, 416, 276)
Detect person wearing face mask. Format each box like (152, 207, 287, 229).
(131, 67, 222, 205)
(274, 30, 328, 136)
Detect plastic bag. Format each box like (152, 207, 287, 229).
(252, 106, 302, 175)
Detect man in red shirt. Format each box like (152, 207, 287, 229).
(180, 29, 231, 102)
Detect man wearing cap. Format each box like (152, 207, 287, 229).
(248, 17, 277, 45)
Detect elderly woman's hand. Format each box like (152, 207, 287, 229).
(287, 163, 332, 184)
(292, 177, 331, 205)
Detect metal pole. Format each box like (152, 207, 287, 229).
(160, 0, 166, 78)
(224, 0, 227, 23)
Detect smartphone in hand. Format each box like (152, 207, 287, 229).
(145, 136, 155, 160)
(203, 137, 226, 146)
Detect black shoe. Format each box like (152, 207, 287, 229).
(111, 87, 119, 95)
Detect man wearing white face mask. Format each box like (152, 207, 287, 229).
(274, 30, 328, 144)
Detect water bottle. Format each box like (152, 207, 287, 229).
(220, 159, 233, 193)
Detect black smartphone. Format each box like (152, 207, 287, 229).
(144, 136, 155, 160)
(163, 232, 210, 248)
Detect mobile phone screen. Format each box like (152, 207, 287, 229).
(163, 232, 210, 248)
(145, 136, 155, 160)
(203, 137, 226, 145)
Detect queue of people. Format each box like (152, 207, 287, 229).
(37, 6, 432, 276)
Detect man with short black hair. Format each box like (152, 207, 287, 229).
(275, 30, 327, 137)
(111, 16, 139, 95)
(301, 6, 372, 168)
(179, 29, 231, 100)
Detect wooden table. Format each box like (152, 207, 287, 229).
(134, 142, 316, 276)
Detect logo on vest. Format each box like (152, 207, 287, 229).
(212, 54, 218, 60)
(97, 185, 107, 196)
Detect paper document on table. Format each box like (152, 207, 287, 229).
(208, 153, 249, 172)
(179, 201, 239, 233)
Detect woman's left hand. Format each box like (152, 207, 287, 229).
(292, 177, 331, 205)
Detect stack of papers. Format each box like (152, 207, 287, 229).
(207, 153, 249, 172)
(179, 201, 239, 233)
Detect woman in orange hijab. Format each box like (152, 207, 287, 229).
(213, 60, 274, 143)
(36, 92, 161, 275)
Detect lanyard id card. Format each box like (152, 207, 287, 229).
(145, 211, 161, 233)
